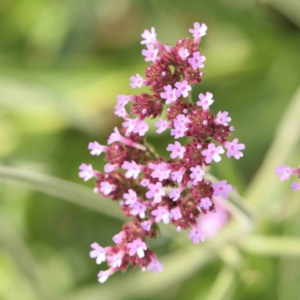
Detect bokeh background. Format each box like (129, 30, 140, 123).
(1, 0, 300, 299)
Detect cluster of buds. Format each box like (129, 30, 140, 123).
(275, 164, 300, 191)
(79, 22, 245, 283)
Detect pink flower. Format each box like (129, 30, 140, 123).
(188, 51, 206, 69)
(225, 138, 245, 159)
(117, 94, 130, 106)
(199, 197, 212, 210)
(100, 181, 115, 195)
(167, 141, 186, 159)
(275, 164, 292, 181)
(90, 242, 106, 264)
(197, 92, 214, 110)
(170, 126, 187, 139)
(104, 163, 119, 173)
(202, 143, 224, 164)
(170, 114, 190, 139)
(88, 142, 107, 156)
(140, 178, 150, 187)
(160, 85, 177, 104)
(213, 180, 232, 199)
(149, 162, 171, 181)
(171, 167, 186, 183)
(155, 119, 169, 134)
(197, 200, 228, 239)
(107, 253, 123, 268)
(123, 189, 137, 205)
(175, 80, 192, 98)
(79, 163, 94, 181)
(130, 201, 147, 218)
(151, 206, 170, 224)
(146, 182, 165, 203)
(178, 47, 190, 60)
(189, 22, 207, 42)
(190, 165, 205, 185)
(174, 114, 190, 127)
(169, 188, 181, 201)
(170, 207, 182, 220)
(141, 220, 152, 231)
(291, 182, 300, 191)
(142, 44, 158, 62)
(98, 269, 114, 284)
(215, 111, 231, 126)
(189, 227, 205, 244)
(134, 119, 149, 136)
(114, 103, 127, 117)
(130, 74, 144, 88)
(122, 161, 141, 179)
(112, 232, 125, 244)
(147, 259, 163, 273)
(127, 238, 147, 258)
(141, 27, 156, 45)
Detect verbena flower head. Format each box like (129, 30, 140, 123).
(79, 22, 245, 283)
(275, 163, 300, 190)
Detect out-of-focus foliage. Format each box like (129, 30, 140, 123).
(0, 0, 300, 299)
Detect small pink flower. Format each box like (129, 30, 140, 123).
(117, 94, 130, 106)
(189, 22, 207, 42)
(142, 44, 158, 62)
(291, 182, 300, 191)
(225, 138, 245, 159)
(188, 51, 206, 69)
(146, 182, 165, 203)
(123, 189, 137, 205)
(175, 80, 192, 98)
(140, 178, 150, 187)
(190, 165, 205, 185)
(202, 143, 224, 164)
(88, 142, 107, 156)
(178, 47, 190, 60)
(171, 167, 186, 183)
(90, 242, 106, 264)
(98, 269, 114, 284)
(215, 111, 231, 126)
(213, 180, 232, 199)
(151, 206, 170, 224)
(122, 161, 141, 179)
(100, 181, 115, 195)
(149, 162, 171, 181)
(112, 232, 125, 244)
(147, 259, 163, 273)
(79, 163, 94, 181)
(107, 253, 123, 268)
(189, 227, 205, 244)
(167, 141, 186, 159)
(199, 197, 212, 210)
(134, 119, 149, 136)
(141, 220, 152, 231)
(197, 92, 214, 110)
(104, 163, 119, 173)
(170, 207, 182, 221)
(155, 119, 169, 134)
(169, 188, 181, 201)
(160, 85, 177, 104)
(130, 74, 144, 88)
(127, 238, 147, 258)
(141, 27, 157, 45)
(130, 201, 147, 218)
(114, 103, 127, 117)
(275, 164, 292, 181)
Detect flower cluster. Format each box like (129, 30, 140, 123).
(79, 22, 245, 283)
(275, 164, 300, 191)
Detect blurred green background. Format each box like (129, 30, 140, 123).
(1, 0, 300, 299)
